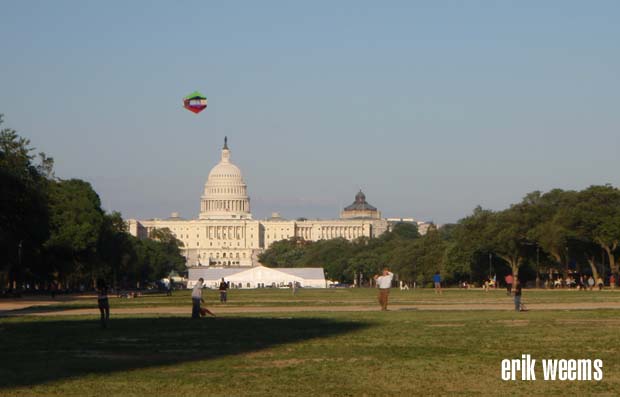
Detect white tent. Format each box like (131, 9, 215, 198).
(188, 265, 326, 289)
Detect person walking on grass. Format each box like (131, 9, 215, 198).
(192, 278, 215, 318)
(505, 273, 514, 295)
(166, 278, 174, 296)
(219, 278, 229, 303)
(374, 267, 394, 311)
(96, 279, 110, 328)
(514, 281, 525, 312)
(433, 271, 442, 295)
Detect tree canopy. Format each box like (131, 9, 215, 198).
(0, 115, 185, 291)
(3, 114, 620, 290)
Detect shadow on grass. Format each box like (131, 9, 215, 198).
(0, 316, 370, 389)
(0, 303, 94, 316)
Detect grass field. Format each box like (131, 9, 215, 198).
(1, 289, 619, 396)
(10, 287, 620, 312)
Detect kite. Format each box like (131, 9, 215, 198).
(183, 91, 207, 114)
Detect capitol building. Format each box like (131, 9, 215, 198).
(127, 138, 394, 267)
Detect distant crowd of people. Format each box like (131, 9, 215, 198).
(84, 268, 618, 327)
(546, 274, 612, 290)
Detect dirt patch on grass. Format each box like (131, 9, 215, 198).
(4, 301, 620, 317)
(494, 320, 530, 326)
(271, 358, 310, 367)
(243, 351, 276, 359)
(555, 319, 620, 325)
(426, 323, 466, 327)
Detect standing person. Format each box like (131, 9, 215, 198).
(219, 278, 229, 303)
(166, 278, 173, 296)
(587, 276, 595, 291)
(192, 278, 204, 319)
(514, 281, 523, 312)
(96, 279, 110, 328)
(374, 268, 394, 311)
(433, 271, 442, 295)
(505, 274, 514, 296)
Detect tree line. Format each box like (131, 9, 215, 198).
(260, 187, 620, 288)
(3, 114, 619, 290)
(1, 115, 185, 292)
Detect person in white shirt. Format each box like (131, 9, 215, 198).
(191, 278, 203, 318)
(191, 278, 214, 318)
(374, 268, 394, 311)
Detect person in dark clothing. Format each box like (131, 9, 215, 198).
(514, 281, 523, 312)
(505, 274, 514, 295)
(167, 279, 173, 296)
(219, 278, 229, 303)
(97, 279, 110, 328)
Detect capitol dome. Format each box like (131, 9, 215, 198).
(199, 137, 252, 220)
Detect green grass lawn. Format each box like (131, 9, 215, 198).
(1, 290, 619, 396)
(14, 287, 620, 313)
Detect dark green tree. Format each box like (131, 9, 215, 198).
(0, 115, 51, 288)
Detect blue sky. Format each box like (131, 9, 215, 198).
(1, 1, 619, 223)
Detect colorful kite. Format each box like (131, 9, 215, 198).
(183, 91, 207, 114)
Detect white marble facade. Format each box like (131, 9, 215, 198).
(127, 138, 389, 267)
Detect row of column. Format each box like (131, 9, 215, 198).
(202, 199, 249, 213)
(298, 227, 312, 240)
(209, 186, 246, 195)
(197, 251, 248, 259)
(207, 225, 245, 240)
(320, 226, 364, 240)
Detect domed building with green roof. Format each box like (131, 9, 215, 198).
(340, 190, 382, 219)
